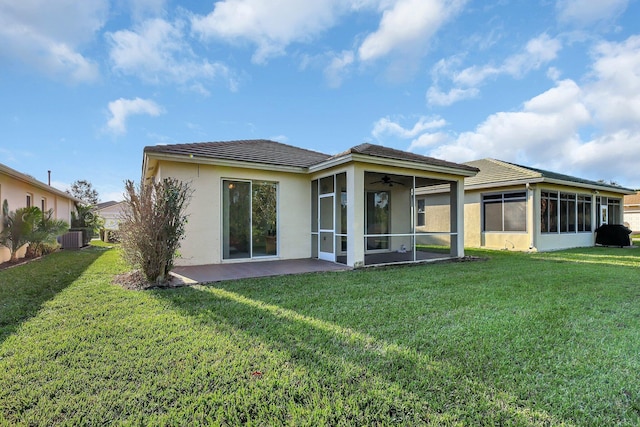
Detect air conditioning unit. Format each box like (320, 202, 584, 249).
(60, 231, 83, 249)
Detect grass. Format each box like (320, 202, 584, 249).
(1, 244, 640, 425)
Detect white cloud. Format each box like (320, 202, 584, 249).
(427, 33, 562, 106)
(191, 0, 463, 68)
(426, 86, 479, 106)
(373, 116, 447, 140)
(428, 79, 589, 166)
(324, 50, 355, 88)
(454, 34, 562, 86)
(414, 34, 640, 186)
(556, 0, 628, 27)
(107, 18, 237, 92)
(0, 0, 107, 82)
(358, 0, 466, 62)
(584, 35, 640, 132)
(191, 0, 357, 64)
(408, 132, 453, 151)
(106, 97, 165, 134)
(128, 0, 167, 21)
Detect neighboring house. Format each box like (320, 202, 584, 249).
(95, 200, 126, 231)
(142, 139, 478, 267)
(416, 158, 635, 252)
(624, 191, 640, 233)
(0, 162, 79, 263)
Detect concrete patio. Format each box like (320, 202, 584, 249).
(170, 258, 351, 284)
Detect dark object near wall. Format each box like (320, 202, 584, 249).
(595, 224, 632, 247)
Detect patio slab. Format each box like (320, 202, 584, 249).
(171, 258, 351, 284)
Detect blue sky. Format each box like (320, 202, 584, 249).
(1, 0, 639, 201)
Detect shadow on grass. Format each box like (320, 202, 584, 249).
(154, 283, 562, 425)
(0, 247, 106, 344)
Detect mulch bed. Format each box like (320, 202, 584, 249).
(0, 256, 42, 271)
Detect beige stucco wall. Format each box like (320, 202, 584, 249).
(97, 203, 127, 230)
(154, 160, 311, 266)
(463, 185, 531, 251)
(625, 210, 640, 233)
(415, 192, 452, 247)
(0, 171, 75, 263)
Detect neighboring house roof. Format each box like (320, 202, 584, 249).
(143, 139, 478, 177)
(95, 201, 122, 211)
(0, 162, 82, 203)
(464, 158, 636, 194)
(624, 191, 640, 207)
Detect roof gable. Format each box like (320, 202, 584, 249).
(329, 143, 479, 174)
(144, 139, 331, 169)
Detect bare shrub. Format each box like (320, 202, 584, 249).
(119, 178, 192, 287)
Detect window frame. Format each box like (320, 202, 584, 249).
(481, 191, 527, 233)
(541, 190, 593, 234)
(222, 179, 279, 260)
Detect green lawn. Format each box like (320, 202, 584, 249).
(1, 244, 640, 425)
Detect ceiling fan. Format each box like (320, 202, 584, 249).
(370, 175, 405, 187)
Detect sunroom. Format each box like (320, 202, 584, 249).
(308, 145, 478, 267)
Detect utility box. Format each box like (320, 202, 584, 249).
(60, 231, 83, 249)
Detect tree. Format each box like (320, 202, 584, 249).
(119, 178, 192, 286)
(67, 180, 99, 205)
(71, 202, 103, 244)
(0, 200, 40, 262)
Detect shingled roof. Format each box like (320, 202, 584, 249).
(144, 140, 479, 174)
(144, 139, 331, 169)
(465, 158, 635, 193)
(332, 143, 479, 173)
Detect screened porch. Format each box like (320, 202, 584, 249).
(312, 170, 465, 267)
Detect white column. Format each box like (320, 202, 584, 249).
(347, 165, 365, 267)
(449, 179, 465, 257)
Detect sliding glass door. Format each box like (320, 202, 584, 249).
(223, 180, 277, 260)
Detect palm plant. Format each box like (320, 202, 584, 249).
(0, 201, 40, 262)
(27, 209, 69, 257)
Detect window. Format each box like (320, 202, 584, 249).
(577, 195, 592, 232)
(41, 198, 47, 212)
(482, 192, 526, 232)
(608, 198, 621, 225)
(559, 193, 576, 232)
(416, 198, 425, 227)
(542, 191, 592, 233)
(223, 180, 278, 260)
(26, 193, 33, 208)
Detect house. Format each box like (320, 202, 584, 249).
(0, 162, 78, 263)
(95, 200, 126, 231)
(94, 200, 127, 242)
(141, 139, 479, 267)
(624, 191, 640, 233)
(416, 158, 636, 252)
